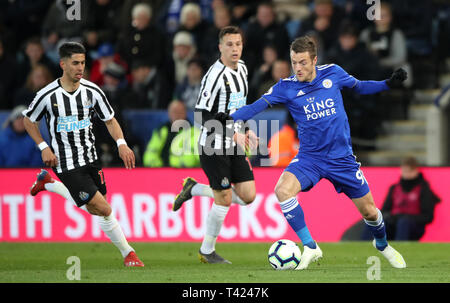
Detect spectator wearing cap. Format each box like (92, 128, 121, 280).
(101, 62, 129, 108)
(116, 2, 166, 69)
(94, 62, 138, 167)
(122, 60, 171, 110)
(172, 31, 197, 86)
(175, 58, 205, 110)
(0, 105, 42, 167)
(90, 43, 129, 86)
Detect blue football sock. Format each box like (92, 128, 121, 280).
(279, 197, 316, 249)
(364, 209, 388, 251)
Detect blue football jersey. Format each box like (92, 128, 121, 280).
(261, 64, 359, 159)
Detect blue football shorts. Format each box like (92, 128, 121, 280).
(285, 153, 370, 199)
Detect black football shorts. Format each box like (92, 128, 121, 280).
(199, 146, 254, 190)
(54, 160, 107, 207)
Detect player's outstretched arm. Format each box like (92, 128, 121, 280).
(352, 68, 408, 95)
(214, 98, 270, 124)
(104, 117, 135, 169)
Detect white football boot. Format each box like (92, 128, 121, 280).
(372, 239, 406, 268)
(295, 243, 323, 270)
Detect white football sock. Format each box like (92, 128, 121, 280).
(200, 203, 230, 254)
(99, 211, 134, 258)
(45, 181, 133, 257)
(191, 183, 213, 197)
(191, 183, 248, 206)
(44, 181, 88, 212)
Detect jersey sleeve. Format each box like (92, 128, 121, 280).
(92, 87, 115, 121)
(195, 65, 225, 112)
(260, 79, 288, 106)
(334, 64, 358, 89)
(22, 92, 48, 123)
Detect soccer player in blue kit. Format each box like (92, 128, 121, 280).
(216, 36, 407, 270)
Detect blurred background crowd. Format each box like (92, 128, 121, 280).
(0, 0, 449, 168)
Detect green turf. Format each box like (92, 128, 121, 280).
(0, 242, 449, 283)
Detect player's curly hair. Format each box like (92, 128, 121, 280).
(290, 36, 317, 60)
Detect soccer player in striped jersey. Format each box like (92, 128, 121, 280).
(216, 36, 408, 270)
(172, 26, 259, 264)
(23, 42, 144, 267)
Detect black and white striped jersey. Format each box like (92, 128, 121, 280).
(195, 59, 248, 150)
(22, 78, 114, 173)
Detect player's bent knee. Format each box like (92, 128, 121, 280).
(86, 192, 111, 216)
(274, 185, 292, 202)
(241, 189, 256, 204)
(361, 206, 378, 221)
(213, 189, 233, 207)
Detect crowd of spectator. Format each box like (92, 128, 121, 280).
(0, 0, 449, 168)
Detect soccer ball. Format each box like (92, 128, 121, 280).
(268, 239, 301, 270)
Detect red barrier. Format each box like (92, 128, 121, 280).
(0, 167, 448, 242)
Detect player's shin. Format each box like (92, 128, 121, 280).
(200, 203, 229, 254)
(279, 197, 316, 249)
(99, 211, 134, 258)
(364, 208, 388, 251)
(191, 183, 247, 206)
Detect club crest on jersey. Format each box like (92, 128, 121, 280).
(322, 79, 333, 88)
(83, 98, 93, 108)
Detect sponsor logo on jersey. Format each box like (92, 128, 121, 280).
(303, 98, 337, 121)
(227, 92, 246, 110)
(297, 90, 305, 96)
(57, 115, 91, 132)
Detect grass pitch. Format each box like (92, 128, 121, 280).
(0, 242, 449, 283)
